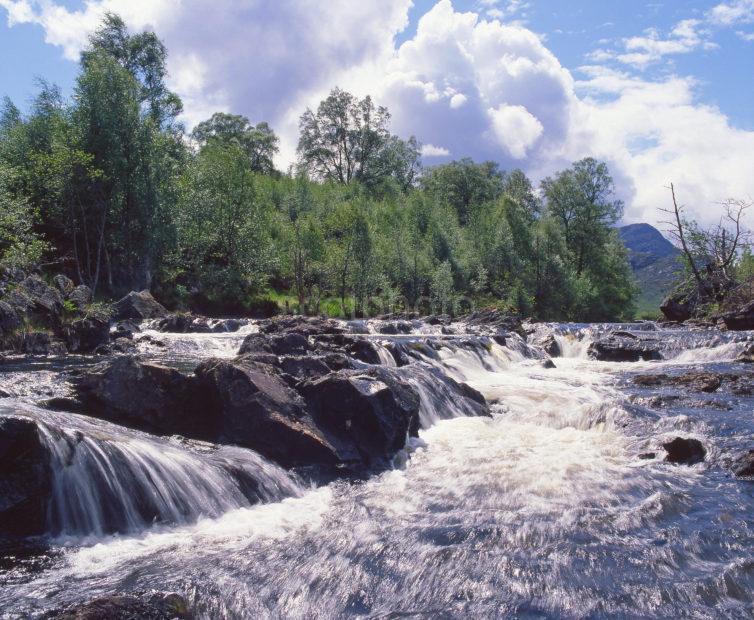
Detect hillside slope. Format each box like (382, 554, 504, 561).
(619, 223, 682, 317)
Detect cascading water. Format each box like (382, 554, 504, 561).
(3, 320, 754, 618)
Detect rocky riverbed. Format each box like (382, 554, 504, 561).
(1, 308, 754, 618)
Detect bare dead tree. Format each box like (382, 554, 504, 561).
(661, 183, 752, 300)
(660, 183, 704, 289)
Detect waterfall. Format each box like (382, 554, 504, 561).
(34, 416, 301, 538)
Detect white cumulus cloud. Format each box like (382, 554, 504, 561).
(2, 0, 754, 228)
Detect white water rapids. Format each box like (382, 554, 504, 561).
(2, 322, 754, 618)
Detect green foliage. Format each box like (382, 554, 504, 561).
(0, 14, 638, 321)
(192, 112, 279, 174)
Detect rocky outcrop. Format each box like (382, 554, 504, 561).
(299, 368, 420, 465)
(194, 357, 343, 467)
(588, 333, 661, 362)
(663, 437, 706, 465)
(113, 290, 168, 321)
(0, 416, 52, 538)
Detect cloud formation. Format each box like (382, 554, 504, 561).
(2, 0, 753, 228)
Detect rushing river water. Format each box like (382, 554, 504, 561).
(2, 321, 754, 618)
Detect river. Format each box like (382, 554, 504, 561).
(1, 321, 753, 618)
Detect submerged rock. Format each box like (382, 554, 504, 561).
(731, 450, 754, 478)
(42, 592, 192, 620)
(663, 437, 706, 465)
(0, 416, 51, 538)
(113, 290, 168, 321)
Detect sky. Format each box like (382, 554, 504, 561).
(1, 0, 753, 228)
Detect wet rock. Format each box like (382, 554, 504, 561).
(632, 371, 722, 393)
(67, 285, 92, 311)
(42, 592, 192, 620)
(113, 290, 168, 321)
(0, 416, 52, 538)
(18, 332, 67, 356)
(257, 315, 344, 337)
(675, 372, 722, 393)
(663, 437, 706, 465)
(541, 358, 556, 369)
(639, 452, 656, 460)
(194, 357, 342, 467)
(632, 373, 669, 387)
(588, 334, 661, 362)
(722, 301, 754, 331)
(239, 332, 311, 356)
(539, 334, 561, 358)
(299, 368, 420, 465)
(63, 317, 110, 353)
(379, 321, 413, 335)
(152, 314, 243, 334)
(111, 320, 140, 340)
(735, 344, 754, 364)
(731, 450, 754, 478)
(70, 356, 201, 436)
(52, 274, 74, 297)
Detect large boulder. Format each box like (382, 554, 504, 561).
(660, 291, 693, 323)
(722, 301, 754, 331)
(18, 332, 67, 356)
(0, 416, 52, 538)
(0, 300, 21, 336)
(63, 317, 111, 353)
(299, 368, 420, 465)
(70, 356, 201, 435)
(5, 275, 64, 328)
(588, 334, 661, 362)
(663, 437, 706, 465)
(194, 358, 342, 467)
(113, 291, 168, 321)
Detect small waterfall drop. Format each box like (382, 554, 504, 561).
(34, 417, 301, 538)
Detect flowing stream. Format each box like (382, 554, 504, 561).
(2, 321, 754, 618)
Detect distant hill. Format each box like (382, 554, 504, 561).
(619, 223, 682, 317)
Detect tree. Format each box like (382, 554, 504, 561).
(0, 163, 47, 270)
(176, 142, 273, 306)
(421, 158, 505, 224)
(297, 88, 420, 192)
(192, 112, 279, 174)
(83, 13, 183, 128)
(542, 157, 623, 276)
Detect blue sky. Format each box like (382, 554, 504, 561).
(1, 0, 753, 225)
